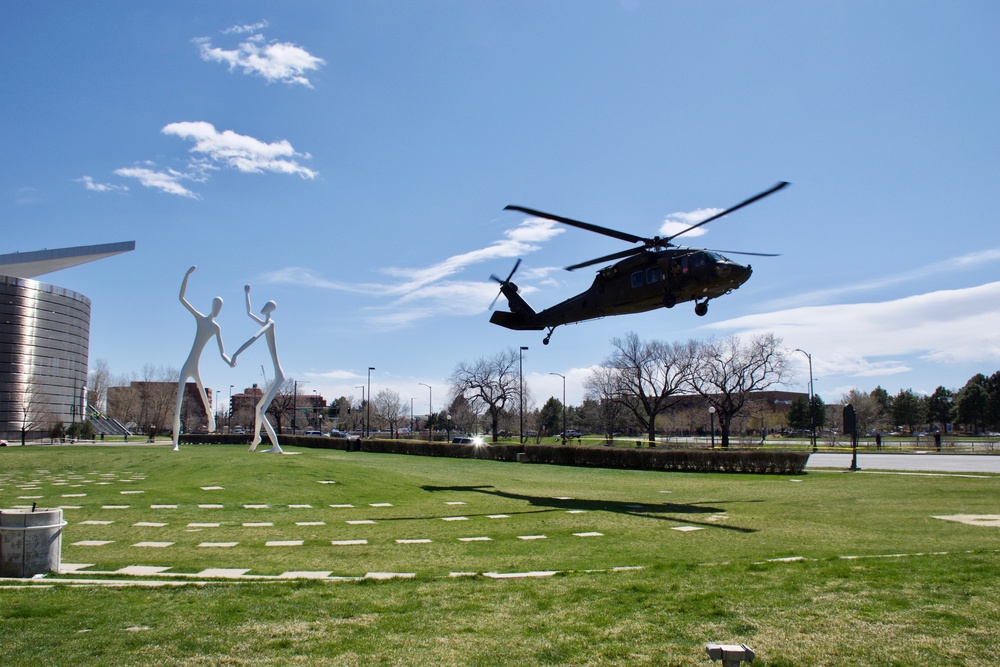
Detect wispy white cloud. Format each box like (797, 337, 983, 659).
(767, 248, 1000, 309)
(113, 166, 200, 199)
(301, 369, 363, 381)
(76, 176, 128, 193)
(163, 121, 317, 179)
(658, 207, 720, 239)
(110, 123, 316, 198)
(222, 20, 269, 35)
(14, 187, 41, 206)
(708, 281, 1000, 381)
(196, 25, 324, 88)
(260, 219, 564, 328)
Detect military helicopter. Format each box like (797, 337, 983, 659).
(489, 181, 788, 345)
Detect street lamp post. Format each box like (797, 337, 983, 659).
(367, 367, 374, 438)
(356, 385, 364, 436)
(794, 348, 817, 453)
(519, 346, 528, 444)
(419, 383, 432, 441)
(228, 384, 234, 433)
(550, 372, 566, 444)
(709, 406, 716, 449)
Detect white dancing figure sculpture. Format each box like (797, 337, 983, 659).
(230, 284, 285, 453)
(173, 266, 231, 451)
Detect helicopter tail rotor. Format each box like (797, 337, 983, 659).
(489, 258, 522, 310)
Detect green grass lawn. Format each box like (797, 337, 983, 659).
(1, 444, 999, 665)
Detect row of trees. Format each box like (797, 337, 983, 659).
(840, 372, 1000, 436)
(448, 332, 789, 447)
(89, 335, 1000, 443)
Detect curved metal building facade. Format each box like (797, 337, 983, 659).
(0, 276, 90, 441)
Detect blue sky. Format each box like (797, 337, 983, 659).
(4, 1, 999, 413)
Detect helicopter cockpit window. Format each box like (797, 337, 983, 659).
(646, 267, 659, 284)
(631, 271, 644, 288)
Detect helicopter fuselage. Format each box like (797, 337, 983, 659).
(489, 249, 752, 334)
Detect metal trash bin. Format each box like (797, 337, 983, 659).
(0, 508, 66, 577)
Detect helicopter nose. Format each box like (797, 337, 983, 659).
(718, 262, 752, 286)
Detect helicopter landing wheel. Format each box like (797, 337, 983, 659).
(663, 293, 676, 309)
(543, 327, 555, 345)
(694, 300, 709, 317)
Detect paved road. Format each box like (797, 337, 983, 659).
(806, 452, 1000, 474)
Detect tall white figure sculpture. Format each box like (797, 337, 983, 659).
(230, 284, 285, 453)
(173, 266, 231, 451)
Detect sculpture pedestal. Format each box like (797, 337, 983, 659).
(0, 508, 65, 577)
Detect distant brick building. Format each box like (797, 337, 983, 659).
(229, 385, 326, 434)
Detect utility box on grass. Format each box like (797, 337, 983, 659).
(0, 508, 66, 577)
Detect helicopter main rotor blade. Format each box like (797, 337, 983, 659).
(565, 246, 645, 272)
(666, 181, 789, 243)
(505, 205, 645, 245)
(705, 248, 781, 257)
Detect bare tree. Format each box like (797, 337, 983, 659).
(373, 388, 405, 437)
(449, 348, 520, 442)
(107, 372, 139, 429)
(842, 388, 882, 438)
(137, 365, 178, 434)
(88, 358, 112, 414)
(689, 333, 789, 447)
(15, 380, 55, 445)
(583, 366, 629, 441)
(586, 332, 695, 444)
(265, 379, 297, 435)
(447, 394, 479, 437)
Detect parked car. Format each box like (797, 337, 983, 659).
(303, 430, 323, 437)
(452, 435, 486, 445)
(232, 427, 245, 435)
(329, 429, 360, 441)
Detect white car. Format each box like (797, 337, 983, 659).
(329, 429, 360, 440)
(303, 430, 323, 437)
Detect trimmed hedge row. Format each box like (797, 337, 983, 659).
(360, 438, 525, 462)
(523, 445, 809, 474)
(179, 434, 808, 474)
(179, 433, 351, 449)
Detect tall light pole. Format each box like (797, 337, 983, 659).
(356, 385, 365, 435)
(419, 382, 432, 440)
(519, 346, 528, 444)
(366, 367, 374, 438)
(794, 348, 817, 452)
(709, 406, 716, 449)
(228, 384, 234, 432)
(550, 372, 566, 444)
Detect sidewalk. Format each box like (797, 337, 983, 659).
(807, 452, 1000, 474)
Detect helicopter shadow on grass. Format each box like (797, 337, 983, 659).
(418, 485, 757, 534)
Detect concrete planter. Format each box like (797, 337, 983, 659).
(0, 508, 65, 577)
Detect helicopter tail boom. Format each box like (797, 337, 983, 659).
(489, 310, 545, 331)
